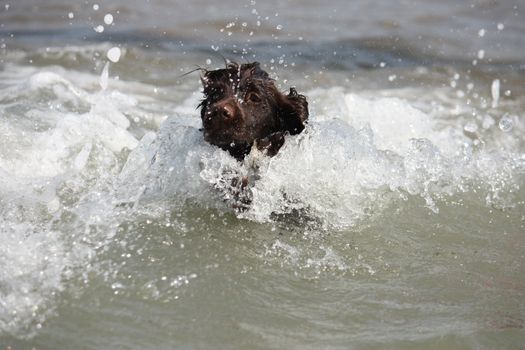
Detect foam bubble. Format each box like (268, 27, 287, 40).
(498, 114, 514, 132)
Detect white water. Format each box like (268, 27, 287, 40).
(122, 86, 524, 227)
(0, 59, 524, 339)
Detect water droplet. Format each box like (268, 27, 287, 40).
(68, 12, 74, 19)
(99, 62, 109, 90)
(107, 47, 121, 63)
(463, 122, 478, 133)
(276, 24, 283, 30)
(104, 13, 113, 25)
(206, 58, 212, 65)
(498, 114, 514, 132)
(491, 79, 500, 109)
(93, 25, 104, 33)
(111, 282, 124, 290)
(497, 23, 504, 30)
(477, 50, 485, 59)
(93, 4, 99, 11)
(478, 28, 486, 37)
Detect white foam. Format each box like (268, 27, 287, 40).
(120, 92, 524, 227)
(0, 64, 171, 337)
(0, 217, 69, 337)
(0, 65, 156, 179)
(343, 94, 435, 154)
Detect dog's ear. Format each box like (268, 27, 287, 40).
(277, 87, 309, 135)
(246, 62, 270, 80)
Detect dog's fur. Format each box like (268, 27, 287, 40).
(199, 62, 308, 160)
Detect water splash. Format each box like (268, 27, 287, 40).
(0, 62, 523, 339)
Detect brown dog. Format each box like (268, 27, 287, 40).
(199, 62, 309, 160)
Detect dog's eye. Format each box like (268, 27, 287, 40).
(246, 92, 261, 103)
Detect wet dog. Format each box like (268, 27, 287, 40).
(199, 61, 309, 160)
(198, 61, 309, 210)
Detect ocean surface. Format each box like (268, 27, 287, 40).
(1, 0, 524, 349)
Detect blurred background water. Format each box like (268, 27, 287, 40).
(0, 1, 524, 349)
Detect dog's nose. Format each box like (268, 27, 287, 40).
(220, 103, 234, 120)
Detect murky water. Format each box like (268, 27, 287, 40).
(1, 1, 524, 349)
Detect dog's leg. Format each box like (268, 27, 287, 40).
(256, 131, 286, 157)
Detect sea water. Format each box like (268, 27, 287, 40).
(1, 0, 524, 349)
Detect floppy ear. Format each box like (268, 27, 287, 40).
(277, 87, 309, 135)
(245, 61, 270, 80)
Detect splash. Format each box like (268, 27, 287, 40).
(125, 92, 524, 228)
(0, 61, 523, 338)
(0, 64, 148, 338)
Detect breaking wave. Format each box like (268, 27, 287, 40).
(0, 61, 523, 337)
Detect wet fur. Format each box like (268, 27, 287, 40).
(199, 62, 308, 160)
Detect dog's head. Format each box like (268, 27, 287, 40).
(199, 62, 308, 160)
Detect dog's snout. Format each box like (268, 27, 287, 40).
(209, 99, 238, 122)
(220, 103, 234, 120)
